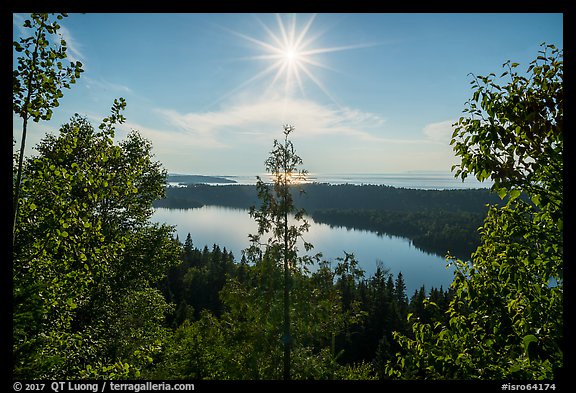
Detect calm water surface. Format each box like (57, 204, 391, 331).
(152, 206, 456, 296)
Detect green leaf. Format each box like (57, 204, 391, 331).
(498, 188, 508, 200)
(509, 189, 521, 201)
(522, 334, 537, 354)
(67, 298, 77, 310)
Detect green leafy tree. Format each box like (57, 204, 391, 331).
(13, 100, 181, 379)
(386, 43, 563, 379)
(13, 13, 84, 240)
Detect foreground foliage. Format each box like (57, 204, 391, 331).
(386, 43, 563, 379)
(13, 101, 181, 379)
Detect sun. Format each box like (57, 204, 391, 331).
(222, 14, 374, 104)
(284, 48, 297, 62)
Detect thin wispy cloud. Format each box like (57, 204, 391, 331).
(12, 14, 26, 36)
(122, 117, 228, 151)
(152, 92, 450, 163)
(57, 25, 85, 64)
(422, 119, 457, 144)
(155, 95, 392, 146)
(83, 76, 133, 95)
(155, 107, 239, 144)
(13, 14, 85, 65)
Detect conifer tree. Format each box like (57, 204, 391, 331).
(246, 124, 311, 380)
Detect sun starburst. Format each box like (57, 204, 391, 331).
(222, 14, 375, 105)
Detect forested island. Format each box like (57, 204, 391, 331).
(153, 182, 504, 259)
(167, 174, 237, 186)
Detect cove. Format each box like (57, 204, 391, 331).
(152, 206, 456, 296)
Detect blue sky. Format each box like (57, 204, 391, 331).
(13, 13, 563, 178)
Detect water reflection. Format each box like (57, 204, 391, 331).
(152, 206, 455, 296)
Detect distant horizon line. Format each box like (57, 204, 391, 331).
(168, 170, 462, 177)
(165, 172, 494, 189)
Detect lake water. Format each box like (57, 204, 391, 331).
(152, 206, 456, 296)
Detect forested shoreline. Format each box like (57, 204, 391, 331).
(153, 183, 503, 259)
(154, 181, 502, 213)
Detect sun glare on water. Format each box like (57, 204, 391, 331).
(268, 171, 310, 186)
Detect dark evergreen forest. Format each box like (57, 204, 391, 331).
(155, 233, 455, 377)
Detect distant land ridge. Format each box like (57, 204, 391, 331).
(167, 174, 237, 185)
